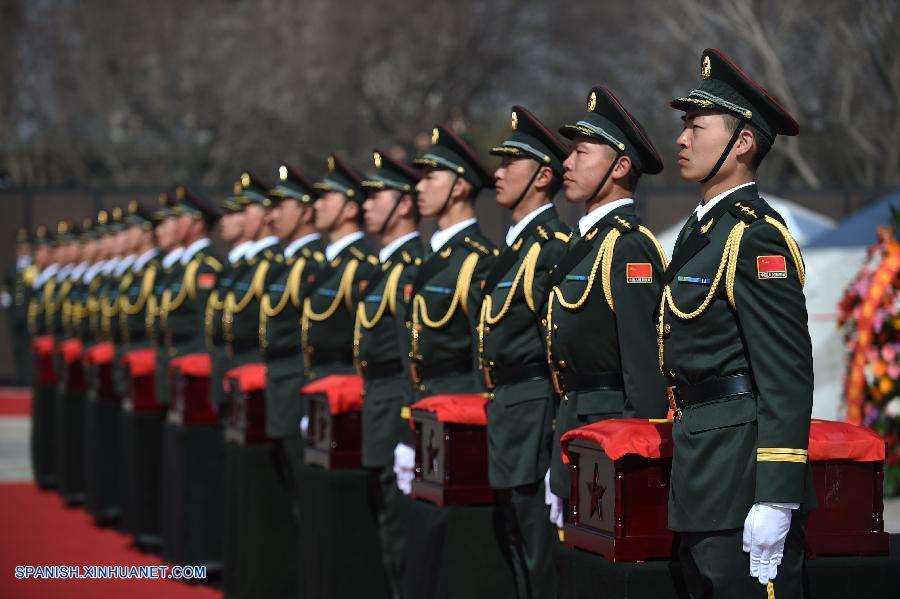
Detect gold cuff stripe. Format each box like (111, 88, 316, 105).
(757, 448, 808, 455)
(757, 454, 807, 463)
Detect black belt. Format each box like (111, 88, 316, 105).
(360, 358, 404, 380)
(483, 362, 549, 390)
(309, 349, 353, 367)
(410, 358, 472, 384)
(668, 373, 754, 417)
(550, 370, 623, 395)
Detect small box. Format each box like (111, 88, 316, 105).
(168, 353, 216, 425)
(302, 375, 363, 469)
(410, 394, 495, 507)
(223, 362, 268, 444)
(121, 347, 159, 413)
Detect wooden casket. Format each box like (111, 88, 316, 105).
(410, 393, 495, 507)
(560, 418, 890, 561)
(84, 342, 117, 402)
(224, 362, 268, 444)
(168, 353, 216, 426)
(302, 374, 363, 469)
(120, 347, 158, 413)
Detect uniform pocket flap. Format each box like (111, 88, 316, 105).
(687, 395, 756, 434)
(576, 389, 624, 417)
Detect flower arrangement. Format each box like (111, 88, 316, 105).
(838, 224, 900, 496)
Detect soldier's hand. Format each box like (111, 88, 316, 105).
(544, 469, 563, 528)
(393, 443, 416, 495)
(742, 503, 792, 584)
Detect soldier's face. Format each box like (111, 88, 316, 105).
(415, 169, 455, 217)
(243, 204, 266, 240)
(676, 109, 730, 182)
(362, 189, 399, 235)
(562, 138, 615, 204)
(175, 213, 193, 244)
(34, 245, 50, 268)
(313, 191, 347, 232)
(219, 211, 243, 244)
(494, 157, 537, 209)
(272, 199, 302, 240)
(155, 217, 177, 251)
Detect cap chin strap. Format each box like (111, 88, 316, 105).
(509, 163, 544, 213)
(699, 117, 747, 184)
(588, 153, 622, 204)
(378, 189, 410, 237)
(326, 196, 349, 234)
(437, 173, 460, 220)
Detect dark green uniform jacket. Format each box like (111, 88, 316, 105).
(118, 251, 161, 351)
(660, 184, 815, 532)
(260, 237, 325, 438)
(301, 234, 377, 380)
(481, 207, 570, 489)
(222, 239, 280, 367)
(545, 203, 669, 497)
(356, 234, 423, 467)
(407, 222, 497, 397)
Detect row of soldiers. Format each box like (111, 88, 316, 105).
(14, 48, 814, 599)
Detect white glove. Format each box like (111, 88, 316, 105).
(742, 502, 793, 584)
(393, 442, 416, 495)
(299, 415, 309, 439)
(544, 469, 564, 528)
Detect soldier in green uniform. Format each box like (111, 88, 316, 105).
(259, 164, 323, 525)
(219, 171, 298, 598)
(27, 224, 56, 489)
(545, 87, 669, 511)
(406, 125, 497, 399)
(661, 48, 814, 598)
(357, 148, 424, 597)
(156, 187, 226, 562)
(481, 106, 571, 599)
(117, 202, 161, 355)
(2, 227, 37, 385)
(301, 154, 378, 384)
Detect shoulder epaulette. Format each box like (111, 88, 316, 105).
(349, 246, 367, 262)
(610, 213, 639, 233)
(463, 236, 491, 255)
(729, 200, 762, 224)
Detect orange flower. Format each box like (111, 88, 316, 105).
(879, 377, 893, 396)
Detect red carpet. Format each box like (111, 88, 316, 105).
(0, 483, 220, 598)
(0, 387, 31, 416)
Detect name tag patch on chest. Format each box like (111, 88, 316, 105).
(757, 255, 787, 279)
(626, 263, 652, 284)
(677, 275, 712, 286)
(424, 285, 453, 295)
(495, 281, 513, 289)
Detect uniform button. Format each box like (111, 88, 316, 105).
(541, 319, 547, 326)
(484, 326, 491, 334)
(418, 384, 426, 392)
(557, 360, 566, 368)
(664, 324, 671, 335)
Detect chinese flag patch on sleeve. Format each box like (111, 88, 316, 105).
(626, 263, 652, 284)
(403, 283, 413, 302)
(756, 255, 787, 279)
(197, 273, 217, 289)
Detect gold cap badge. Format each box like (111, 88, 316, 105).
(128, 199, 138, 213)
(431, 127, 440, 145)
(176, 185, 185, 200)
(511, 111, 518, 130)
(327, 156, 336, 172)
(279, 165, 288, 181)
(374, 151, 382, 168)
(701, 55, 711, 80)
(588, 91, 597, 112)
(112, 206, 123, 220)
(241, 172, 251, 187)
(233, 181, 243, 195)
(97, 210, 108, 224)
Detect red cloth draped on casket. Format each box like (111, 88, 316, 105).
(560, 418, 886, 464)
(808, 418, 885, 462)
(120, 347, 156, 377)
(170, 352, 212, 378)
(410, 393, 488, 426)
(300, 374, 363, 414)
(83, 341, 114, 365)
(31, 335, 56, 356)
(59, 338, 84, 365)
(225, 362, 266, 393)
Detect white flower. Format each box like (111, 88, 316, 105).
(885, 397, 900, 419)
